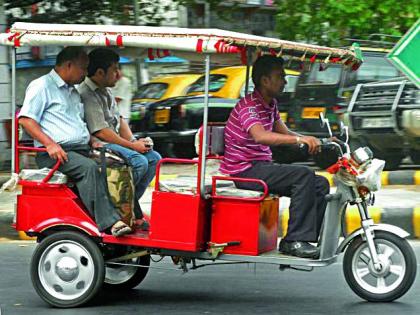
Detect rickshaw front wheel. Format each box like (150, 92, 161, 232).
(104, 254, 151, 290)
(343, 230, 416, 302)
(30, 231, 105, 308)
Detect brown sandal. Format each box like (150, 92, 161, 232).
(111, 220, 132, 237)
(134, 219, 150, 231)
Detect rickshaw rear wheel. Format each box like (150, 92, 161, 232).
(343, 231, 416, 302)
(104, 254, 151, 290)
(30, 231, 105, 308)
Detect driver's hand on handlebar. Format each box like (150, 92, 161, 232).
(46, 143, 68, 164)
(301, 136, 321, 155)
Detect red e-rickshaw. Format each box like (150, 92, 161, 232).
(0, 22, 416, 308)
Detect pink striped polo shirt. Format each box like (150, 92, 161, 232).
(220, 90, 281, 175)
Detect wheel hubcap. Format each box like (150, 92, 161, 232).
(55, 256, 79, 282)
(352, 239, 406, 294)
(105, 258, 138, 285)
(38, 240, 95, 301)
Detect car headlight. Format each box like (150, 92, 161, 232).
(131, 102, 147, 111)
(131, 102, 147, 120)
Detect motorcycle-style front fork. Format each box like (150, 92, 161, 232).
(354, 196, 382, 271)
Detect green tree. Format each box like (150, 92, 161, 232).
(275, 0, 420, 45)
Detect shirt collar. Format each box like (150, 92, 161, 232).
(49, 69, 67, 88)
(84, 77, 100, 92)
(253, 89, 277, 109)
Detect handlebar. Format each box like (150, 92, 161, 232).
(319, 138, 350, 157)
(320, 137, 345, 147)
(297, 138, 347, 155)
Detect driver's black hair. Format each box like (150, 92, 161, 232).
(252, 55, 284, 89)
(87, 48, 120, 77)
(55, 46, 87, 66)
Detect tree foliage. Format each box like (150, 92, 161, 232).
(275, 0, 420, 45)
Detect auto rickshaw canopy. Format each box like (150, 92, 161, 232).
(0, 22, 362, 67)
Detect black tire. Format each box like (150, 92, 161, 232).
(30, 231, 105, 308)
(409, 150, 420, 165)
(104, 254, 151, 290)
(375, 153, 402, 170)
(343, 231, 416, 302)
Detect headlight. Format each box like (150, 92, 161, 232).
(131, 102, 147, 120)
(351, 147, 373, 165)
(131, 102, 147, 111)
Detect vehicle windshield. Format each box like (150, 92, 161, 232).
(187, 74, 227, 93)
(301, 65, 342, 85)
(134, 83, 168, 99)
(355, 55, 399, 82)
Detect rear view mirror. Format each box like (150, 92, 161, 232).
(319, 112, 333, 138)
(340, 121, 349, 145)
(319, 112, 326, 127)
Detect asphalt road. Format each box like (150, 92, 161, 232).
(0, 242, 420, 315)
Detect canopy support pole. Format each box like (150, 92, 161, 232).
(245, 47, 252, 94)
(199, 54, 211, 199)
(11, 47, 16, 174)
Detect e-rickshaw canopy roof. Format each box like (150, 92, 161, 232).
(0, 23, 362, 67)
(3, 23, 363, 197)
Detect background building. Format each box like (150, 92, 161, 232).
(0, 1, 11, 171)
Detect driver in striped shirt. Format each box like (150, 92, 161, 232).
(220, 55, 330, 259)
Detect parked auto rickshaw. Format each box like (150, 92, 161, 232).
(0, 22, 416, 308)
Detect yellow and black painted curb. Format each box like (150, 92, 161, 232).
(150, 170, 420, 187)
(318, 170, 420, 187)
(279, 206, 420, 239)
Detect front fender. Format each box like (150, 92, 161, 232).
(336, 223, 410, 254)
(28, 216, 101, 237)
